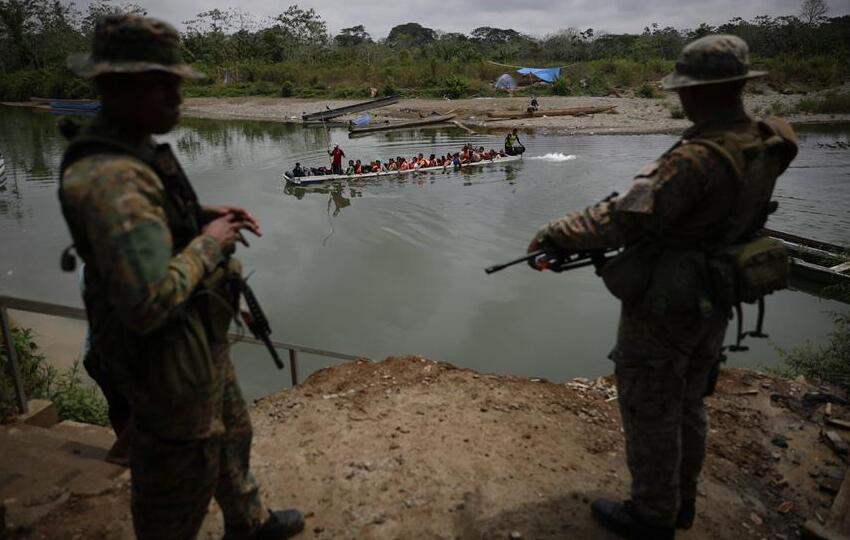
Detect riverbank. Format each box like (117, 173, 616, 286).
(10, 356, 849, 539)
(182, 91, 850, 135)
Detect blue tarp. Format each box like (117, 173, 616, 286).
(516, 67, 561, 83)
(352, 114, 371, 126)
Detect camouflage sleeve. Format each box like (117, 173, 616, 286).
(538, 144, 724, 250)
(75, 155, 224, 333)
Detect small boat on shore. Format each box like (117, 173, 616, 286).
(486, 105, 616, 121)
(764, 227, 849, 302)
(348, 114, 456, 135)
(302, 95, 400, 122)
(283, 154, 522, 186)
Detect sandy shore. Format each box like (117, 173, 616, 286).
(182, 93, 850, 135)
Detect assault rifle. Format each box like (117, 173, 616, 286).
(485, 248, 618, 274)
(238, 278, 285, 370)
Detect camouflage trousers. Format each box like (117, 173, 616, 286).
(611, 307, 728, 528)
(130, 361, 266, 540)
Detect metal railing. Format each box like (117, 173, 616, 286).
(0, 294, 366, 415)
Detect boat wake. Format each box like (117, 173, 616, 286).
(530, 153, 577, 162)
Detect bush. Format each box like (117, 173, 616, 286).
(380, 81, 398, 97)
(440, 75, 470, 99)
(0, 326, 107, 425)
(280, 80, 295, 97)
(551, 77, 570, 96)
(772, 314, 850, 389)
(793, 92, 850, 114)
(668, 104, 685, 119)
(637, 82, 660, 99)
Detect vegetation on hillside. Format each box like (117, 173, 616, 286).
(0, 325, 108, 425)
(0, 0, 847, 100)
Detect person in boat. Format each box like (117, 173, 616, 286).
(329, 144, 345, 175)
(354, 159, 363, 174)
(291, 162, 305, 177)
(399, 158, 410, 171)
(387, 158, 398, 171)
(505, 128, 525, 155)
(345, 160, 356, 175)
(428, 154, 437, 167)
(372, 160, 383, 172)
(415, 153, 426, 168)
(452, 153, 462, 167)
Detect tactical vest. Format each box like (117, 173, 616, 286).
(601, 117, 797, 327)
(60, 134, 202, 263)
(58, 129, 238, 439)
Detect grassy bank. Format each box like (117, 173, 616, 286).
(1, 55, 846, 102)
(0, 326, 107, 425)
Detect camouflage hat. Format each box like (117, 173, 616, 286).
(67, 15, 205, 80)
(661, 34, 766, 90)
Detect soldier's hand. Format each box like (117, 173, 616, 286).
(202, 214, 245, 254)
(526, 237, 544, 270)
(203, 205, 262, 237)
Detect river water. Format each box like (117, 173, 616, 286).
(0, 107, 847, 400)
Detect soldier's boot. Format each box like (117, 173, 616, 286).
(676, 499, 695, 529)
(247, 509, 305, 540)
(591, 499, 675, 540)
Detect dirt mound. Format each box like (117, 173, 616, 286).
(11, 356, 849, 539)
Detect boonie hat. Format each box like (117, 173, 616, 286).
(67, 14, 205, 80)
(661, 34, 766, 90)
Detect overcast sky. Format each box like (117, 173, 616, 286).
(82, 0, 849, 38)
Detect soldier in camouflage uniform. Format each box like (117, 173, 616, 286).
(527, 35, 797, 539)
(59, 15, 304, 540)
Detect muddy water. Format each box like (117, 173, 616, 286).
(0, 107, 847, 400)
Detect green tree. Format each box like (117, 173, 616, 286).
(386, 22, 436, 48)
(334, 24, 371, 47)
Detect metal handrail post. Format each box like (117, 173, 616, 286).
(288, 349, 299, 386)
(0, 306, 28, 414)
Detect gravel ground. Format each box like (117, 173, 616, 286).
(16, 358, 848, 540)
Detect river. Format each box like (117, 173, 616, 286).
(0, 107, 847, 400)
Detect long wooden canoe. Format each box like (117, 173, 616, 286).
(486, 105, 616, 120)
(348, 114, 456, 135)
(301, 95, 400, 122)
(283, 154, 521, 186)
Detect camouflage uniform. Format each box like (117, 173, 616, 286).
(535, 35, 797, 529)
(59, 16, 267, 540)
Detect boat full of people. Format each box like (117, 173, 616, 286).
(283, 145, 522, 186)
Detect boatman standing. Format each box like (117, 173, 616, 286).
(526, 35, 797, 539)
(329, 143, 345, 174)
(504, 128, 524, 155)
(58, 15, 304, 540)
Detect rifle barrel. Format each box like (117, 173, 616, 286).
(485, 250, 543, 274)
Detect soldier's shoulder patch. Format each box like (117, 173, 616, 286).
(635, 160, 660, 178)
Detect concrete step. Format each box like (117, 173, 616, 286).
(1, 421, 128, 530)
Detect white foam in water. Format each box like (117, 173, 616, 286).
(530, 152, 578, 162)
